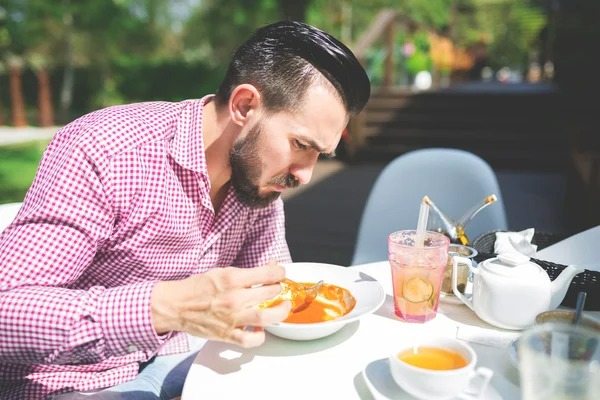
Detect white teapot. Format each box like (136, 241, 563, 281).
(451, 252, 584, 330)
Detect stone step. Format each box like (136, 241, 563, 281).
(362, 110, 562, 129)
(366, 96, 560, 110)
(354, 143, 568, 170)
(362, 127, 566, 146)
(365, 91, 561, 112)
(350, 84, 573, 170)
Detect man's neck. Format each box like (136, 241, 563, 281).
(202, 99, 238, 211)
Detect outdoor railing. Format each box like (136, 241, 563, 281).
(352, 9, 417, 91)
(347, 9, 416, 157)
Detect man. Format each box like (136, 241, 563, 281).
(0, 20, 370, 399)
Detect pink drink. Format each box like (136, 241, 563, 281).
(389, 230, 450, 322)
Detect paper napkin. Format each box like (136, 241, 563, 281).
(494, 228, 537, 257)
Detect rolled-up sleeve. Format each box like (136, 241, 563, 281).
(0, 125, 166, 365)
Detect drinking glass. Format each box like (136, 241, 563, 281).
(388, 230, 450, 322)
(519, 322, 600, 400)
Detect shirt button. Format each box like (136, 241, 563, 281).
(127, 344, 139, 353)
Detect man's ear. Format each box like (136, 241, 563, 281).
(229, 84, 261, 127)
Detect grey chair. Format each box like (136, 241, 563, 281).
(352, 148, 508, 265)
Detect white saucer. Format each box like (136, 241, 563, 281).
(362, 358, 502, 400)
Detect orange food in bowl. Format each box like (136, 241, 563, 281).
(260, 280, 356, 323)
(259, 279, 309, 310)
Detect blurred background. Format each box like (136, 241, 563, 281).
(1, 0, 599, 264)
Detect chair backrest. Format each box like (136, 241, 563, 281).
(352, 148, 508, 265)
(0, 202, 23, 233)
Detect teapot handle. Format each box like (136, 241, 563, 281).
(452, 256, 476, 311)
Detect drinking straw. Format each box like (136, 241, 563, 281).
(415, 196, 430, 248)
(573, 291, 587, 325)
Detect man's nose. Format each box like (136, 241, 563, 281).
(290, 161, 316, 185)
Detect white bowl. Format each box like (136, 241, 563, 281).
(265, 262, 385, 341)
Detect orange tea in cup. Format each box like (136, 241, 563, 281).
(398, 346, 469, 370)
(389, 337, 493, 400)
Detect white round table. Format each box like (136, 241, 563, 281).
(180, 261, 536, 399)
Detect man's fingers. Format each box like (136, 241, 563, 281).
(176, 264, 290, 346)
(258, 300, 292, 325)
(225, 300, 290, 347)
(217, 263, 286, 289)
(228, 327, 267, 348)
(236, 300, 291, 327)
(208, 284, 282, 313)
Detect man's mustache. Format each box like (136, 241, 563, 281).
(268, 173, 300, 188)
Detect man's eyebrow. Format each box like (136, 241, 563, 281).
(297, 135, 336, 158)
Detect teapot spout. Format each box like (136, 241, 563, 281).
(549, 264, 585, 309)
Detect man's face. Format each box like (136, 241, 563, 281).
(229, 83, 348, 208)
(230, 121, 299, 208)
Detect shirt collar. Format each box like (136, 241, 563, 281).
(168, 94, 214, 177)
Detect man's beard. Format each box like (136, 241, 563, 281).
(229, 122, 299, 208)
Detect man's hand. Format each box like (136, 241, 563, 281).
(150, 263, 290, 348)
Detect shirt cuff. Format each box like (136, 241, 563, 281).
(99, 281, 170, 357)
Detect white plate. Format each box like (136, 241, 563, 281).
(362, 358, 502, 400)
(265, 262, 385, 341)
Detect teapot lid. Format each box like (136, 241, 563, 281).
(481, 253, 546, 279)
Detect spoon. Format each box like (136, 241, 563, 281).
(284, 279, 324, 313)
(573, 291, 587, 325)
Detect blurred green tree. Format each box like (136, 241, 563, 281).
(182, 0, 279, 68)
(307, 1, 547, 84)
(464, 0, 546, 72)
(0, 0, 183, 122)
(0, 0, 556, 125)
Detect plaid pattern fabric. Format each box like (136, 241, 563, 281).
(0, 96, 291, 399)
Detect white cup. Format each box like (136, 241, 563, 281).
(389, 336, 493, 400)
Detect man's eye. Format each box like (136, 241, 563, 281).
(294, 140, 308, 150)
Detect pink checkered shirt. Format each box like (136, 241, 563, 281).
(0, 96, 291, 399)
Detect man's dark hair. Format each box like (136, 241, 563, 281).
(215, 20, 370, 115)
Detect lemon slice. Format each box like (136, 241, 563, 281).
(402, 277, 434, 303)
